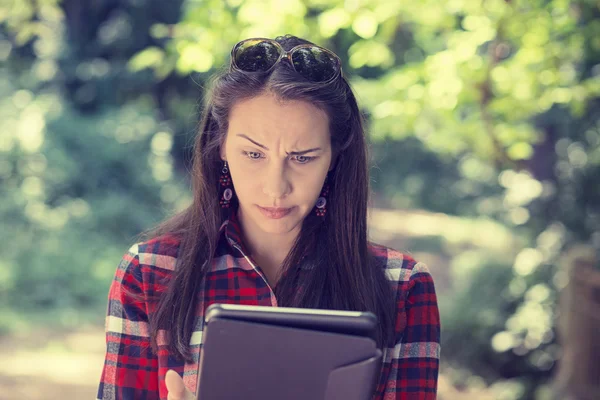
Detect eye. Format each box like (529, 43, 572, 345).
(243, 151, 263, 160)
(243, 151, 316, 164)
(292, 155, 316, 164)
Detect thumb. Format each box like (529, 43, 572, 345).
(166, 369, 196, 400)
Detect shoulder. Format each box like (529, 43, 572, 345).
(110, 234, 182, 302)
(122, 233, 182, 272)
(368, 241, 441, 351)
(367, 241, 432, 286)
(134, 234, 182, 271)
(112, 234, 182, 289)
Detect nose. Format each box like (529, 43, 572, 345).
(262, 162, 291, 200)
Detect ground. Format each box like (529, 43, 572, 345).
(0, 327, 105, 399)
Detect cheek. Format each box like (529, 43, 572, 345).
(295, 175, 328, 202)
(229, 168, 254, 190)
(228, 165, 261, 201)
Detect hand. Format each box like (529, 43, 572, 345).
(166, 369, 196, 400)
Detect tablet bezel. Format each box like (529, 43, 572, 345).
(204, 303, 378, 340)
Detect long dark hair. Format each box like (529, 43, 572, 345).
(144, 35, 396, 362)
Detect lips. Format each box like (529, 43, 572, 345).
(258, 205, 293, 219)
(261, 207, 291, 212)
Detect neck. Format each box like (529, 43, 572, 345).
(236, 206, 299, 283)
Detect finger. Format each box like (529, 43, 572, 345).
(166, 369, 195, 400)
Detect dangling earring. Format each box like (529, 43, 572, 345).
(219, 160, 233, 209)
(315, 175, 329, 217)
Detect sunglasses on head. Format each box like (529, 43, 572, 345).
(230, 38, 342, 84)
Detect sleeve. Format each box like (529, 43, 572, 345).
(96, 244, 160, 400)
(380, 262, 441, 400)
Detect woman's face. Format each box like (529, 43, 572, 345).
(221, 92, 333, 237)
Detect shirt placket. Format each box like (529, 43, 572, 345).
(227, 237, 278, 307)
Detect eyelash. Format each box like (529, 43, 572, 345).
(243, 151, 316, 164)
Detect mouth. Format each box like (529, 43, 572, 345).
(257, 205, 294, 219)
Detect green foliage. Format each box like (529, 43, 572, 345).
(0, 72, 189, 312)
(442, 258, 560, 398)
(1, 0, 599, 397)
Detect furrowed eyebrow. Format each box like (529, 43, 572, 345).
(236, 134, 322, 155)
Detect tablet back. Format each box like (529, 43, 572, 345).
(197, 306, 382, 400)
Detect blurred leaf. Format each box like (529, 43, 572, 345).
(318, 8, 351, 38)
(352, 10, 378, 39)
(128, 47, 166, 72)
(349, 39, 394, 68)
(508, 142, 535, 160)
(175, 43, 214, 73)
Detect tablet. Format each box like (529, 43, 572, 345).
(204, 303, 378, 340)
(196, 303, 382, 400)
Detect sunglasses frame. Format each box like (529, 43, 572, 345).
(230, 38, 343, 84)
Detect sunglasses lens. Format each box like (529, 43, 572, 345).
(291, 46, 339, 82)
(233, 40, 281, 72)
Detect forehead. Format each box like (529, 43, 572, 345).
(228, 93, 330, 144)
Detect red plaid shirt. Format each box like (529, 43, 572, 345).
(97, 208, 440, 399)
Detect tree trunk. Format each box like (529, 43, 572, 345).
(554, 245, 600, 400)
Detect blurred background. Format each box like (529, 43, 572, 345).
(1, 0, 599, 399)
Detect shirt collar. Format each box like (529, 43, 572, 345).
(219, 206, 251, 256)
(218, 206, 315, 270)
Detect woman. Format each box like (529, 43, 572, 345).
(97, 35, 440, 400)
